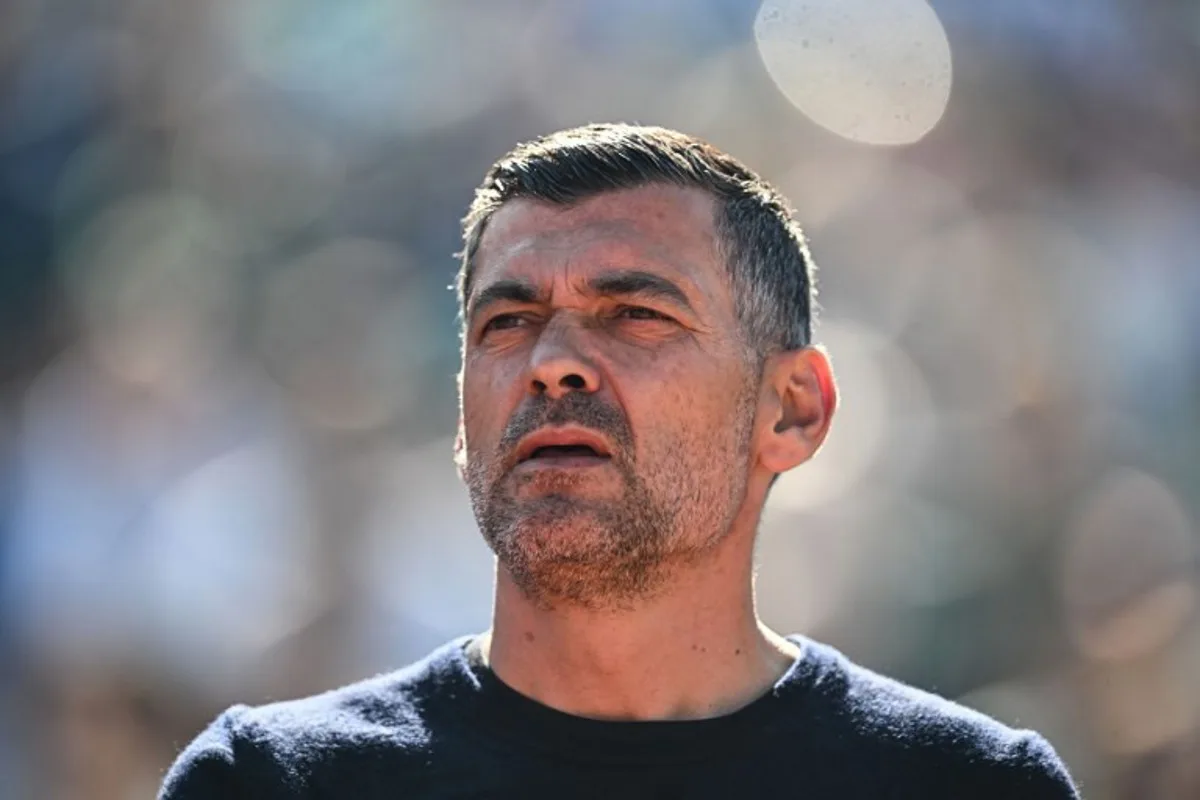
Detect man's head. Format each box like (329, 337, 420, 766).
(454, 124, 835, 609)
(458, 124, 816, 358)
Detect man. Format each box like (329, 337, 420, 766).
(160, 124, 1079, 798)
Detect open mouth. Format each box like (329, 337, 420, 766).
(514, 428, 614, 470)
(527, 444, 606, 460)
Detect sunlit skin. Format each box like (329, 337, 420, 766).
(456, 184, 837, 721)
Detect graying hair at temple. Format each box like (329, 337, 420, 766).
(455, 123, 819, 358)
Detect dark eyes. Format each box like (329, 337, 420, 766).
(480, 306, 673, 336)
(481, 314, 525, 333)
(614, 306, 672, 322)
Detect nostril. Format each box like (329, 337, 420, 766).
(561, 374, 585, 390)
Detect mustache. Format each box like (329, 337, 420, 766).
(498, 393, 633, 467)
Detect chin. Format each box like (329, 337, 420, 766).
(496, 511, 671, 610)
(491, 502, 616, 559)
(513, 501, 608, 540)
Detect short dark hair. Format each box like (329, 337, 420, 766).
(457, 123, 817, 355)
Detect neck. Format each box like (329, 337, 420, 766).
(482, 502, 800, 721)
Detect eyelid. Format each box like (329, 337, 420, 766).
(477, 308, 547, 340)
(614, 303, 674, 320)
(480, 311, 522, 330)
(476, 303, 675, 338)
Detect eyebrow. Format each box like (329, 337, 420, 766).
(468, 279, 540, 322)
(467, 269, 696, 323)
(588, 270, 694, 312)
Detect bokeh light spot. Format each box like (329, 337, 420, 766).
(754, 0, 952, 145)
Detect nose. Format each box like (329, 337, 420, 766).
(527, 319, 601, 399)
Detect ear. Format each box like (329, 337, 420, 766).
(756, 345, 837, 474)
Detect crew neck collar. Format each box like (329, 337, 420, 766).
(431, 633, 823, 765)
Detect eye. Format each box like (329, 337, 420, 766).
(481, 313, 526, 334)
(615, 305, 673, 322)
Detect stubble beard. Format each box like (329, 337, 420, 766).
(465, 391, 757, 612)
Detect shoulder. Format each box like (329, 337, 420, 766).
(159, 638, 473, 799)
(788, 637, 1079, 798)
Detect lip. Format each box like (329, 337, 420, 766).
(513, 454, 612, 474)
(513, 425, 614, 466)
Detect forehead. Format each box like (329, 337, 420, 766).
(471, 184, 728, 304)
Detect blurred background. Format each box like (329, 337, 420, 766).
(0, 0, 1197, 797)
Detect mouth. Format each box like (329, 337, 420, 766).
(528, 444, 606, 459)
(514, 427, 614, 471)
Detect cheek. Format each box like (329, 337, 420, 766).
(461, 356, 522, 443)
(622, 352, 747, 449)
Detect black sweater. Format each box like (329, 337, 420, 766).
(159, 635, 1080, 799)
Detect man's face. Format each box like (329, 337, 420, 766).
(458, 184, 761, 609)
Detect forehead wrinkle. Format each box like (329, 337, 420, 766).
(474, 190, 729, 317)
(514, 227, 715, 298)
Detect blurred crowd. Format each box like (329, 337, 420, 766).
(1, 1, 1197, 797)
